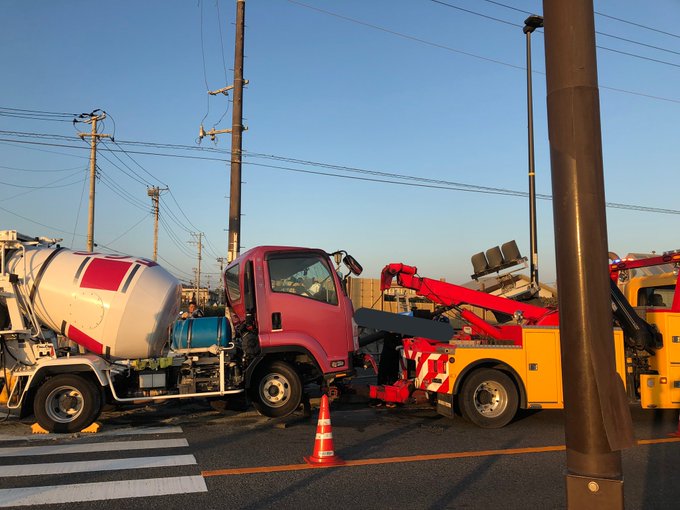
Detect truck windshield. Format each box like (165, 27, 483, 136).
(268, 254, 338, 305)
(225, 263, 241, 302)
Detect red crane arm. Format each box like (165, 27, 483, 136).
(380, 263, 558, 326)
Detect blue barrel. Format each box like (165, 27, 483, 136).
(171, 316, 232, 350)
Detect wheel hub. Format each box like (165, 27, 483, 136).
(46, 386, 84, 423)
(474, 381, 507, 417)
(261, 374, 290, 407)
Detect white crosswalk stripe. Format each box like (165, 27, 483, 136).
(0, 476, 207, 507)
(0, 426, 208, 507)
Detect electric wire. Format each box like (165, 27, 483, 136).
(98, 142, 152, 186)
(0, 203, 83, 236)
(433, 0, 680, 58)
(111, 139, 168, 187)
(158, 253, 194, 280)
(0, 163, 85, 173)
(71, 167, 89, 249)
(98, 172, 152, 212)
(104, 213, 150, 246)
(1, 168, 85, 201)
(594, 11, 680, 40)
(159, 196, 194, 234)
(199, 0, 212, 125)
(159, 215, 196, 257)
(285, 1, 680, 104)
(427, 0, 680, 70)
(213, 0, 232, 129)
(481, 0, 680, 48)
(1, 133, 678, 216)
(0, 174, 84, 190)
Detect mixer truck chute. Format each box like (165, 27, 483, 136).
(0, 231, 364, 432)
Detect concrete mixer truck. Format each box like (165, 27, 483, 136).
(0, 230, 364, 432)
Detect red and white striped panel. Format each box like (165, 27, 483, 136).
(413, 352, 450, 394)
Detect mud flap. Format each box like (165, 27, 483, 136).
(436, 392, 455, 418)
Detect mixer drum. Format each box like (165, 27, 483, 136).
(8, 246, 181, 359)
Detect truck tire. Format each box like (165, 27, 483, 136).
(250, 361, 302, 418)
(34, 374, 102, 433)
(459, 368, 518, 429)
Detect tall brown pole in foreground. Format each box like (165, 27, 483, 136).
(542, 1, 635, 508)
(227, 0, 246, 263)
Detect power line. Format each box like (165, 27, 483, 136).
(1, 132, 678, 216)
(111, 139, 168, 187)
(0, 203, 83, 236)
(245, 160, 680, 216)
(104, 213, 150, 246)
(284, 1, 680, 102)
(159, 215, 196, 257)
(0, 163, 85, 173)
(1, 168, 86, 201)
(427, 0, 680, 70)
(71, 167, 89, 249)
(98, 141, 152, 186)
(595, 11, 680, 40)
(0, 173, 84, 190)
(0, 106, 77, 116)
(475, 0, 680, 49)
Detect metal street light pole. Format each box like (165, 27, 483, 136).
(524, 14, 543, 292)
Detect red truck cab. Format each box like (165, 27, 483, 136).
(224, 246, 361, 416)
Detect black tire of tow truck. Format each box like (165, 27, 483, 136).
(459, 368, 518, 429)
(249, 361, 302, 418)
(34, 374, 102, 433)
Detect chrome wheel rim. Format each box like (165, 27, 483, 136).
(44, 385, 84, 423)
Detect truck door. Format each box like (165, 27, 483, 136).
(263, 252, 351, 362)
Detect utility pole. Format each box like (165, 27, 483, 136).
(216, 257, 226, 304)
(189, 233, 203, 307)
(542, 1, 635, 508)
(77, 111, 109, 252)
(197, 0, 248, 264)
(147, 186, 168, 262)
(228, 0, 246, 263)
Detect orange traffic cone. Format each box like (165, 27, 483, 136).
(304, 394, 344, 466)
(669, 411, 680, 438)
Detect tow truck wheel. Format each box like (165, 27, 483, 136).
(459, 368, 518, 428)
(250, 361, 302, 418)
(34, 374, 102, 433)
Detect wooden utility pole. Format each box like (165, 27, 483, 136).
(198, 0, 247, 263)
(77, 112, 109, 252)
(190, 233, 203, 307)
(147, 186, 168, 261)
(542, 1, 635, 508)
(216, 257, 226, 304)
(227, 0, 246, 263)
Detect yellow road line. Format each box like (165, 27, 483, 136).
(201, 436, 680, 478)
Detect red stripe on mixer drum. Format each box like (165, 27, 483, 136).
(80, 258, 133, 291)
(67, 324, 104, 355)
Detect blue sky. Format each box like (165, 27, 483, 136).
(1, 0, 679, 287)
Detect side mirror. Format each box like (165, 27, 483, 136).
(343, 255, 363, 276)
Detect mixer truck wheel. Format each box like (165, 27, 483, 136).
(250, 361, 302, 418)
(34, 374, 102, 433)
(458, 368, 518, 429)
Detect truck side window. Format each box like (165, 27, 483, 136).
(225, 264, 241, 302)
(638, 285, 674, 307)
(268, 255, 338, 305)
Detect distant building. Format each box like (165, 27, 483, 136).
(181, 285, 215, 307)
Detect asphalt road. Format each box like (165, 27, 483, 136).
(1, 395, 679, 510)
